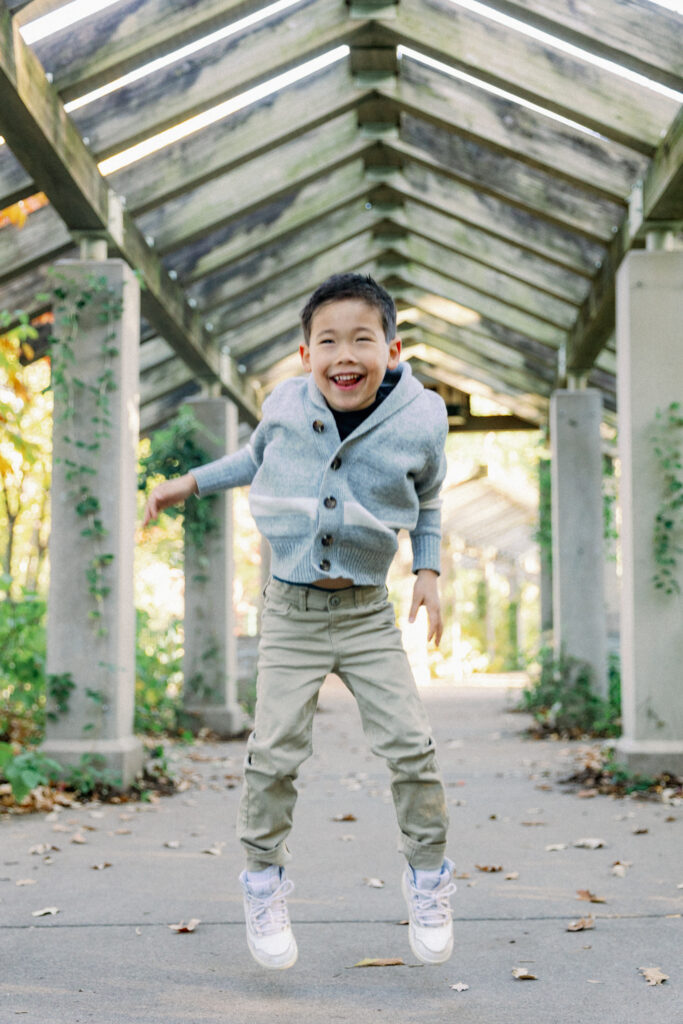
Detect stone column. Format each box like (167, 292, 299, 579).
(614, 249, 683, 774)
(538, 458, 553, 637)
(550, 389, 607, 696)
(44, 259, 143, 786)
(183, 397, 245, 736)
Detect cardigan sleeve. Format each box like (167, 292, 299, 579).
(190, 415, 269, 497)
(409, 397, 448, 574)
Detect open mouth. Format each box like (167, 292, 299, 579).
(330, 373, 364, 389)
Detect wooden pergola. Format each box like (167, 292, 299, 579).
(0, 0, 680, 432)
(0, 0, 682, 781)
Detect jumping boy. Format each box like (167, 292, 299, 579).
(142, 273, 455, 970)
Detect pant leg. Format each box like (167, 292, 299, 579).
(332, 590, 449, 871)
(238, 583, 333, 871)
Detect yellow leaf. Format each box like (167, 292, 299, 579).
(353, 958, 405, 968)
(567, 916, 595, 932)
(638, 966, 668, 986)
(512, 967, 537, 980)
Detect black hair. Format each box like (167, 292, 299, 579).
(300, 273, 397, 344)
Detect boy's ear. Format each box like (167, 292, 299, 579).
(299, 343, 311, 371)
(388, 337, 401, 368)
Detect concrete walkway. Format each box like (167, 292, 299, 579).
(1, 679, 680, 1023)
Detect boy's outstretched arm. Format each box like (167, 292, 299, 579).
(409, 568, 443, 646)
(142, 472, 198, 528)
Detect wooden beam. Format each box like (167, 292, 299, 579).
(567, 107, 683, 374)
(0, 4, 260, 423)
(392, 109, 624, 240)
(65, 0, 356, 162)
(387, 0, 679, 153)
(136, 113, 371, 253)
(384, 56, 647, 203)
(463, 0, 683, 95)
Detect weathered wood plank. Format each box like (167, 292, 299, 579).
(29, 0, 274, 100)
(208, 232, 383, 335)
(465, 0, 683, 94)
(137, 113, 370, 253)
(393, 198, 590, 304)
(395, 108, 624, 239)
(140, 381, 202, 434)
(0, 5, 260, 423)
(389, 0, 679, 152)
(163, 162, 369, 282)
(393, 234, 578, 328)
(112, 60, 366, 215)
(187, 205, 380, 311)
(66, 0, 355, 161)
(392, 262, 566, 346)
(388, 164, 606, 274)
(384, 56, 648, 202)
(0, 204, 70, 282)
(640, 105, 683, 223)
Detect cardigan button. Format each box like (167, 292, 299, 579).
(312, 420, 325, 433)
(330, 456, 342, 470)
(324, 496, 337, 509)
(321, 534, 333, 547)
(319, 559, 331, 572)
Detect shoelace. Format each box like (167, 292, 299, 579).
(408, 880, 457, 927)
(245, 878, 294, 936)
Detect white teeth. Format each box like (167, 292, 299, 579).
(333, 374, 361, 382)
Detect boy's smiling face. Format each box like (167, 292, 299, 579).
(300, 298, 401, 412)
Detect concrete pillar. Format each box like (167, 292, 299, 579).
(614, 249, 683, 775)
(183, 397, 245, 736)
(44, 259, 143, 785)
(550, 389, 607, 696)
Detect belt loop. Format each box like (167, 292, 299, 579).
(301, 587, 308, 611)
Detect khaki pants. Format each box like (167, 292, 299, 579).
(239, 578, 449, 871)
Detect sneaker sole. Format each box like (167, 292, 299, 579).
(401, 873, 454, 966)
(246, 935, 298, 971)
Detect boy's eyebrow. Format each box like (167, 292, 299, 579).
(312, 323, 380, 337)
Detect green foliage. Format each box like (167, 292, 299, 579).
(651, 401, 683, 595)
(62, 753, 122, 797)
(0, 582, 47, 743)
(138, 406, 219, 548)
(0, 743, 62, 803)
(134, 609, 185, 735)
(519, 648, 621, 738)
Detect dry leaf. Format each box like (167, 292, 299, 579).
(577, 889, 605, 904)
(363, 877, 385, 888)
(505, 872, 519, 880)
(633, 827, 649, 835)
(32, 906, 59, 917)
(611, 861, 631, 877)
(340, 834, 355, 842)
(332, 813, 357, 822)
(113, 828, 131, 836)
(169, 919, 201, 933)
(573, 838, 605, 849)
(71, 833, 87, 845)
(164, 841, 181, 849)
(567, 916, 595, 932)
(512, 967, 537, 980)
(353, 958, 404, 968)
(450, 982, 469, 991)
(29, 843, 59, 856)
(202, 843, 225, 856)
(476, 864, 503, 872)
(577, 789, 598, 799)
(638, 967, 668, 986)
(52, 823, 71, 833)
(545, 844, 567, 852)
(15, 879, 36, 886)
(521, 821, 545, 827)
(91, 863, 112, 871)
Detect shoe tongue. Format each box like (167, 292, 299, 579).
(247, 866, 281, 895)
(413, 867, 443, 890)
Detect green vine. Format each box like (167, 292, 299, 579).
(651, 401, 683, 596)
(138, 406, 219, 549)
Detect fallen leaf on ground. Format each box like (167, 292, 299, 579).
(505, 872, 519, 880)
(521, 821, 545, 827)
(52, 823, 71, 833)
(340, 834, 355, 842)
(450, 982, 469, 991)
(573, 838, 605, 849)
(577, 889, 605, 903)
(476, 864, 503, 872)
(113, 829, 131, 836)
(587, 979, 602, 984)
(91, 863, 112, 871)
(611, 861, 631, 877)
(71, 833, 87, 845)
(577, 789, 598, 798)
(169, 919, 201, 933)
(512, 968, 537, 980)
(332, 813, 357, 822)
(202, 843, 225, 856)
(15, 879, 36, 886)
(363, 877, 385, 888)
(29, 844, 59, 856)
(352, 958, 404, 968)
(638, 967, 668, 986)
(164, 841, 181, 849)
(633, 827, 649, 835)
(545, 843, 567, 852)
(32, 906, 59, 917)
(567, 916, 595, 932)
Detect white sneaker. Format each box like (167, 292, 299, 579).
(401, 859, 456, 965)
(239, 867, 298, 970)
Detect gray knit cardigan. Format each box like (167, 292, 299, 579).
(191, 362, 448, 585)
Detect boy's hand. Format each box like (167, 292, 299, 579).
(409, 568, 443, 646)
(142, 473, 198, 528)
